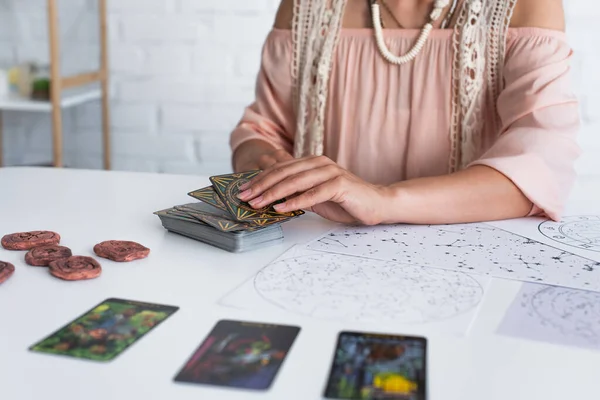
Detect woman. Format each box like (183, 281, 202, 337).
(230, 0, 580, 226)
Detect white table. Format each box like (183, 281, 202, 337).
(1, 167, 599, 400)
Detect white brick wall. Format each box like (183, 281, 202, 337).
(0, 0, 598, 176)
(0, 0, 276, 174)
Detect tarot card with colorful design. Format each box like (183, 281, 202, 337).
(174, 319, 300, 390)
(209, 171, 305, 222)
(324, 331, 427, 400)
(30, 298, 178, 362)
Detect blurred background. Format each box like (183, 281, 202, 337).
(0, 0, 597, 176)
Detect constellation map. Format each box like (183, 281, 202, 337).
(220, 246, 489, 335)
(539, 216, 600, 253)
(497, 283, 600, 351)
(307, 223, 600, 292)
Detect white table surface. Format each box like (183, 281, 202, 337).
(1, 167, 599, 400)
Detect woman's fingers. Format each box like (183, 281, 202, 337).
(239, 156, 332, 200)
(246, 165, 343, 209)
(273, 177, 347, 213)
(240, 157, 298, 191)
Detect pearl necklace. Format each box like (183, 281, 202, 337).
(372, 0, 450, 65)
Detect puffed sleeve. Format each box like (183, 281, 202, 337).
(230, 30, 296, 155)
(469, 29, 581, 221)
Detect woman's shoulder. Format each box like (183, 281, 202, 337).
(272, 0, 567, 32)
(271, 0, 567, 34)
(509, 0, 565, 31)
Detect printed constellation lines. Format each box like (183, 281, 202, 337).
(252, 252, 484, 325)
(497, 283, 600, 351)
(539, 216, 600, 253)
(308, 223, 600, 292)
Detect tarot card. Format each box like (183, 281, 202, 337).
(179, 202, 286, 230)
(174, 320, 300, 390)
(30, 298, 179, 362)
(324, 331, 427, 400)
(209, 171, 305, 222)
(154, 208, 205, 224)
(245, 217, 287, 228)
(177, 202, 237, 219)
(167, 209, 199, 220)
(188, 186, 228, 212)
(174, 206, 252, 233)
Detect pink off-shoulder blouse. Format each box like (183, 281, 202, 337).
(230, 28, 581, 220)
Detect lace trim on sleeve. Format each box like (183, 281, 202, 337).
(450, 0, 517, 172)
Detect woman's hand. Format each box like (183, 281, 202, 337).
(233, 140, 294, 171)
(255, 148, 295, 170)
(237, 156, 391, 225)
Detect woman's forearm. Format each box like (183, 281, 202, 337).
(383, 165, 533, 225)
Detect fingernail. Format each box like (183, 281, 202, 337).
(273, 203, 287, 212)
(249, 196, 264, 207)
(237, 189, 252, 200)
(239, 182, 250, 191)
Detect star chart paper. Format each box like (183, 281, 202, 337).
(307, 223, 600, 292)
(497, 283, 600, 351)
(489, 215, 600, 261)
(220, 246, 489, 336)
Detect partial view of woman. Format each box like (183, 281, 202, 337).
(230, 0, 580, 226)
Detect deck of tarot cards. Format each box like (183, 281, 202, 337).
(154, 171, 304, 253)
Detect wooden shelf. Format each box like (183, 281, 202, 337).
(0, 88, 101, 112)
(0, 0, 110, 169)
